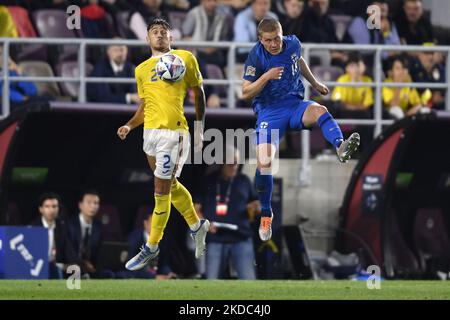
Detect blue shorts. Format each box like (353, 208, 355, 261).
(255, 98, 316, 146)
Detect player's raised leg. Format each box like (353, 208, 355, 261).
(301, 103, 360, 163)
(255, 142, 276, 241)
(171, 179, 209, 258)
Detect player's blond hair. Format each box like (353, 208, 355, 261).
(257, 19, 282, 37)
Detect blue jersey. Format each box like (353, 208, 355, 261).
(243, 35, 305, 112)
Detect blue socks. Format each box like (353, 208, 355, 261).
(255, 168, 273, 218)
(317, 112, 344, 148)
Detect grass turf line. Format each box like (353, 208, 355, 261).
(0, 280, 449, 300)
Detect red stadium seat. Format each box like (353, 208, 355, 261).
(7, 6, 37, 37)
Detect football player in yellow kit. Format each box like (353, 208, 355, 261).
(117, 18, 210, 271)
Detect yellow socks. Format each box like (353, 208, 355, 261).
(171, 180, 200, 227)
(147, 193, 171, 245)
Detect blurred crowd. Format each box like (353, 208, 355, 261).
(0, 0, 448, 156)
(0, 0, 447, 112)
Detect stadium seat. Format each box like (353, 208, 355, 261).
(413, 208, 450, 274)
(7, 6, 37, 37)
(18, 60, 61, 97)
(33, 9, 79, 61)
(33, 9, 78, 38)
(134, 205, 152, 230)
(205, 64, 227, 98)
(98, 204, 123, 241)
(55, 61, 93, 98)
(329, 14, 353, 42)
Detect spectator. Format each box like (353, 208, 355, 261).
(299, 0, 346, 67)
(347, 0, 401, 49)
(233, 0, 278, 60)
(87, 42, 139, 104)
(182, 0, 233, 67)
(0, 5, 18, 37)
(79, 0, 117, 38)
(30, 192, 80, 279)
(298, 0, 337, 43)
(0, 46, 38, 105)
(331, 53, 374, 149)
(129, 0, 171, 40)
(125, 211, 177, 279)
(194, 146, 260, 280)
(67, 190, 109, 278)
(280, 0, 305, 40)
(382, 56, 427, 119)
(409, 46, 446, 110)
(331, 53, 374, 114)
(395, 0, 434, 45)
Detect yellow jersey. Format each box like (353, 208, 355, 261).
(135, 49, 203, 130)
(382, 78, 421, 110)
(331, 74, 374, 109)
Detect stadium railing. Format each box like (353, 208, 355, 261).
(1, 39, 450, 184)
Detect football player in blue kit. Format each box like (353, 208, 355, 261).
(242, 19, 360, 242)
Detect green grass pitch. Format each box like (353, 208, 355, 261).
(0, 280, 450, 300)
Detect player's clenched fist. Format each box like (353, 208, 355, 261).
(265, 67, 284, 80)
(117, 125, 131, 140)
(314, 81, 330, 95)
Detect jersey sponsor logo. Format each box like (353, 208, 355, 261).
(245, 66, 256, 77)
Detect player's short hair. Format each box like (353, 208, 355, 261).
(147, 18, 172, 32)
(257, 19, 282, 37)
(38, 192, 61, 207)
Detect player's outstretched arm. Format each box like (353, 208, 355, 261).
(192, 85, 206, 152)
(242, 67, 284, 100)
(117, 99, 144, 140)
(299, 57, 330, 95)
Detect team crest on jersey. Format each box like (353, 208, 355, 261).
(245, 66, 256, 77)
(260, 122, 268, 129)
